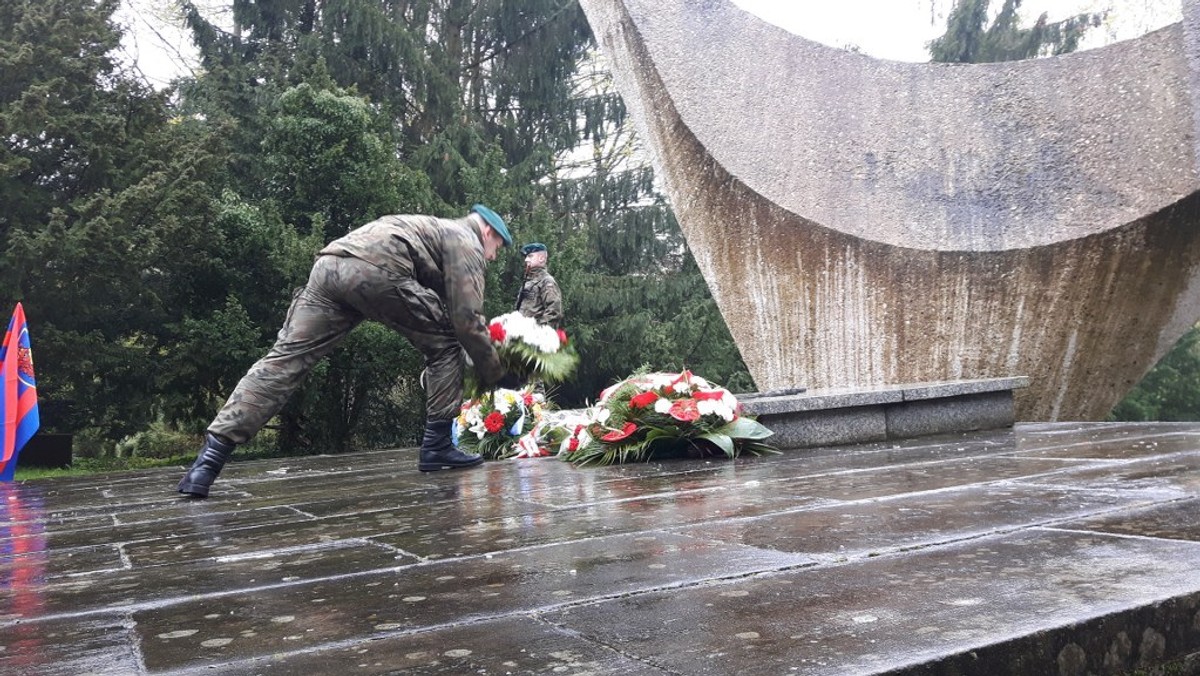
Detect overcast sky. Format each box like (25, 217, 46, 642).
(732, 0, 1180, 61)
(116, 0, 1182, 87)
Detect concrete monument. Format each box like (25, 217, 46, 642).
(578, 0, 1200, 420)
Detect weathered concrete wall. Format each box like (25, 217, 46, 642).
(578, 0, 1200, 421)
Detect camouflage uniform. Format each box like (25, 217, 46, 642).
(515, 266, 563, 328)
(208, 215, 504, 445)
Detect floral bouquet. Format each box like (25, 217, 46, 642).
(453, 387, 545, 460)
(477, 312, 578, 394)
(560, 370, 776, 466)
(509, 410, 593, 459)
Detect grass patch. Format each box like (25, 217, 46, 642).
(11, 443, 307, 482)
(14, 456, 192, 481)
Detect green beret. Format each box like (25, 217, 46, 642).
(521, 242, 547, 256)
(471, 204, 512, 246)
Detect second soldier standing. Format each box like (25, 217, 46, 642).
(514, 242, 563, 328)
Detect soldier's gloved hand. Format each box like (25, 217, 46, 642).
(496, 372, 526, 390)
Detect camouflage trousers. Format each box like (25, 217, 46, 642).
(208, 254, 465, 444)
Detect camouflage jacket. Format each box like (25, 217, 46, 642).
(515, 266, 563, 328)
(318, 214, 503, 385)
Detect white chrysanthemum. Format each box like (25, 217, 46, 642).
(697, 399, 735, 422)
(671, 380, 692, 394)
(653, 398, 672, 414)
(504, 312, 539, 340)
(494, 312, 562, 352)
(528, 325, 561, 353)
(518, 313, 539, 333)
(649, 373, 675, 390)
(635, 374, 665, 391)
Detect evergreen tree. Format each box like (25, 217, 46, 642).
(1110, 328, 1200, 421)
(0, 0, 230, 446)
(181, 0, 591, 210)
(929, 0, 1104, 63)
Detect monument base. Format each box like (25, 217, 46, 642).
(741, 378, 1028, 449)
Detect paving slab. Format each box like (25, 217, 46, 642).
(544, 529, 1200, 676)
(3, 541, 409, 622)
(198, 614, 660, 675)
(1019, 449, 1200, 496)
(0, 422, 1197, 675)
(10, 506, 309, 552)
(0, 543, 124, 581)
(1013, 425, 1200, 456)
(763, 455, 1098, 502)
(132, 531, 808, 671)
(372, 487, 837, 559)
(673, 482, 1164, 559)
(0, 616, 141, 675)
(1053, 495, 1200, 542)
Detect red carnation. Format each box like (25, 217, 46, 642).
(557, 329, 569, 345)
(484, 411, 506, 433)
(601, 422, 638, 442)
(629, 391, 659, 409)
(668, 398, 700, 422)
(488, 323, 506, 343)
(567, 437, 580, 452)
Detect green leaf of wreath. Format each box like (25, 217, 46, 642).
(718, 417, 774, 440)
(699, 432, 735, 458)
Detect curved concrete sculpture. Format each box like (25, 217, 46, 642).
(578, 0, 1200, 421)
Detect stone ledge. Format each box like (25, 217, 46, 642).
(742, 378, 1029, 449)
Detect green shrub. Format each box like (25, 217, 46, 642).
(115, 422, 200, 459)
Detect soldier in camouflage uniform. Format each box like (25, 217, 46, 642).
(514, 242, 563, 328)
(177, 205, 522, 498)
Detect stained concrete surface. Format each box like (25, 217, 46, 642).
(0, 423, 1199, 674)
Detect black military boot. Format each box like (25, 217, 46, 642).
(177, 433, 237, 498)
(418, 419, 484, 472)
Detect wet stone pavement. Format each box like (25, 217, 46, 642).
(1, 422, 1200, 675)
